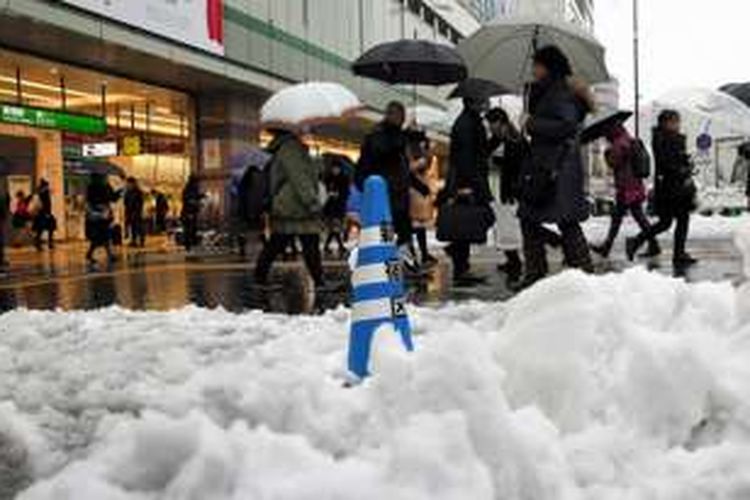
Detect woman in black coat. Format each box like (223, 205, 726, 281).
(626, 109, 697, 267)
(516, 45, 594, 287)
(442, 96, 493, 283)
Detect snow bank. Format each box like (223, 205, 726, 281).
(3, 268, 750, 499)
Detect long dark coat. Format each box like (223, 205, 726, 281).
(356, 123, 410, 216)
(446, 108, 492, 203)
(652, 128, 696, 217)
(518, 78, 590, 224)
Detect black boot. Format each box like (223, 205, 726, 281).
(497, 250, 522, 281)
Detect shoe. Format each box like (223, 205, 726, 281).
(625, 237, 638, 262)
(453, 271, 487, 286)
(640, 242, 662, 258)
(509, 275, 543, 292)
(673, 254, 698, 267)
(590, 243, 610, 258)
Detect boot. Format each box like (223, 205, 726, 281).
(497, 250, 522, 281)
(640, 239, 662, 258)
(590, 242, 611, 258)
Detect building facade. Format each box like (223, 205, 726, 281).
(0, 0, 480, 239)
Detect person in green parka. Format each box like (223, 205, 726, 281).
(254, 128, 323, 287)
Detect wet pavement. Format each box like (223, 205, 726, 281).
(0, 236, 743, 314)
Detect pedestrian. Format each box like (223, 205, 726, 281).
(516, 45, 595, 289)
(487, 107, 527, 283)
(254, 128, 323, 287)
(124, 177, 145, 248)
(181, 175, 203, 252)
(237, 161, 271, 257)
(11, 190, 30, 231)
(626, 109, 697, 267)
(407, 130, 437, 267)
(322, 156, 351, 258)
(154, 190, 169, 234)
(591, 124, 659, 258)
(32, 179, 56, 251)
(85, 173, 119, 264)
(439, 96, 494, 284)
(356, 101, 417, 270)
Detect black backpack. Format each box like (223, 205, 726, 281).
(630, 139, 652, 179)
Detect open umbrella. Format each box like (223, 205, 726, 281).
(352, 39, 467, 85)
(260, 82, 362, 129)
(581, 110, 633, 145)
(720, 83, 750, 109)
(458, 16, 609, 93)
(449, 78, 510, 100)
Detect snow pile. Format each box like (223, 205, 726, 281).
(2, 268, 750, 498)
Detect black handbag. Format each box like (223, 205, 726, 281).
(436, 196, 495, 243)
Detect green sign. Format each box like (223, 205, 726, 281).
(0, 103, 107, 135)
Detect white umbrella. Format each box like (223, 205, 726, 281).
(457, 16, 609, 93)
(260, 82, 362, 128)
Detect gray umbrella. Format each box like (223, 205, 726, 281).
(457, 16, 609, 93)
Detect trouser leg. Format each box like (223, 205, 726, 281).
(449, 242, 471, 276)
(0, 226, 6, 265)
(299, 234, 324, 286)
(520, 219, 548, 280)
(559, 221, 594, 273)
(602, 202, 627, 252)
(415, 227, 429, 259)
(392, 206, 412, 248)
(630, 204, 659, 252)
(633, 215, 673, 253)
(254, 233, 289, 284)
(673, 212, 690, 259)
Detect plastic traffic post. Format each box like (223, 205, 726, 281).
(348, 175, 413, 379)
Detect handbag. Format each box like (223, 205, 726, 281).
(436, 195, 495, 243)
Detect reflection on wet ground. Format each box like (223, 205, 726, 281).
(0, 239, 743, 315)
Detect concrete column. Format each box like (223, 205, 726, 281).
(196, 91, 267, 219)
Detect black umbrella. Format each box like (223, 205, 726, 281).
(449, 78, 510, 100)
(720, 83, 750, 108)
(352, 39, 467, 85)
(581, 110, 633, 145)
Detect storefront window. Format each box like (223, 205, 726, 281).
(0, 48, 195, 239)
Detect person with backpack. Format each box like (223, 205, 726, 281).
(254, 128, 323, 288)
(626, 109, 697, 268)
(591, 123, 658, 258)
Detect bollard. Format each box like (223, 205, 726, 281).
(348, 175, 413, 380)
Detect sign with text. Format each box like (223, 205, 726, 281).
(63, 0, 224, 55)
(82, 141, 118, 157)
(0, 104, 107, 135)
(121, 136, 142, 156)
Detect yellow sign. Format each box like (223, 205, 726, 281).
(122, 135, 141, 156)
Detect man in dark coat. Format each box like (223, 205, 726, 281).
(356, 101, 415, 268)
(442, 96, 492, 282)
(32, 179, 56, 251)
(627, 109, 697, 267)
(124, 177, 145, 248)
(516, 45, 594, 288)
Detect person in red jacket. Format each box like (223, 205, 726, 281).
(591, 124, 658, 258)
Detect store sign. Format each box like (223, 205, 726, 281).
(121, 136, 142, 156)
(63, 0, 224, 55)
(82, 141, 118, 157)
(0, 103, 107, 135)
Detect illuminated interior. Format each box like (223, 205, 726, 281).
(0, 48, 195, 239)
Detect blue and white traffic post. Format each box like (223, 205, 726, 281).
(348, 175, 413, 380)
